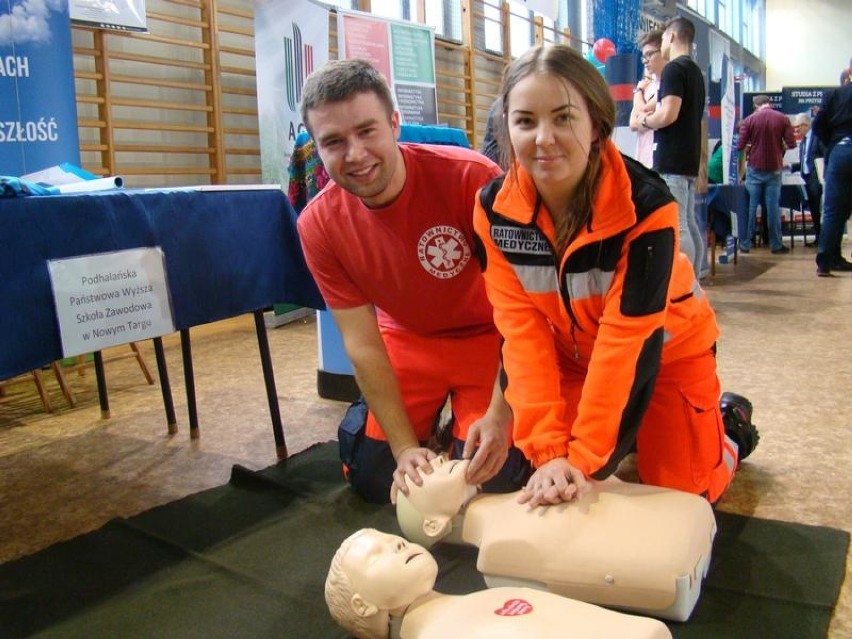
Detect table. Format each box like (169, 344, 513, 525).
(706, 183, 807, 249)
(1, 188, 324, 456)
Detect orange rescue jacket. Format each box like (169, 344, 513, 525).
(473, 141, 719, 478)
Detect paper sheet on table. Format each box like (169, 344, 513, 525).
(22, 163, 124, 193)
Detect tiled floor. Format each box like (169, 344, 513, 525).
(1, 241, 850, 637)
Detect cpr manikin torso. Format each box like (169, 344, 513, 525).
(396, 457, 717, 621)
(325, 528, 672, 639)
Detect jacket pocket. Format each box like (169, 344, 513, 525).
(677, 375, 723, 485)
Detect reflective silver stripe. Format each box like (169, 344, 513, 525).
(724, 434, 739, 471)
(663, 329, 672, 343)
(512, 264, 558, 293)
(565, 268, 614, 300)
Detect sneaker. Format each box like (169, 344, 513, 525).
(738, 246, 750, 254)
(720, 392, 759, 461)
(830, 258, 852, 272)
(771, 246, 790, 254)
(817, 267, 833, 277)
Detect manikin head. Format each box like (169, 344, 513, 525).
(396, 456, 478, 548)
(325, 528, 439, 639)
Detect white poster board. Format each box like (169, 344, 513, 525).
(48, 247, 175, 357)
(338, 10, 437, 125)
(720, 54, 736, 185)
(254, 0, 329, 186)
(70, 0, 147, 32)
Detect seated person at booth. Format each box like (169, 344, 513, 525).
(396, 456, 717, 622)
(296, 59, 530, 504)
(325, 528, 672, 639)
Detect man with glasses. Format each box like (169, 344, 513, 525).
(629, 30, 664, 168)
(639, 16, 707, 279)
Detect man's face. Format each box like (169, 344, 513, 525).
(308, 91, 403, 208)
(795, 119, 810, 139)
(660, 29, 673, 59)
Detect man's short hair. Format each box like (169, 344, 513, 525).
(638, 29, 663, 50)
(664, 16, 695, 46)
(752, 94, 771, 108)
(300, 59, 396, 134)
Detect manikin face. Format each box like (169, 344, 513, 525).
(411, 456, 473, 515)
(308, 91, 404, 208)
(507, 73, 596, 205)
(397, 456, 477, 547)
(341, 529, 438, 611)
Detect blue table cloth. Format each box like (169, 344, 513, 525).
(0, 188, 323, 380)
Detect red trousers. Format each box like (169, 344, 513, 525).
(365, 327, 501, 442)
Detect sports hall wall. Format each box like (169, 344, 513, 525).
(70, 0, 572, 189)
(765, 0, 849, 89)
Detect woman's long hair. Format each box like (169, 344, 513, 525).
(497, 44, 616, 253)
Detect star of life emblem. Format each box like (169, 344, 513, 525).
(417, 225, 471, 279)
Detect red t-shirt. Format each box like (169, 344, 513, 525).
(298, 143, 501, 337)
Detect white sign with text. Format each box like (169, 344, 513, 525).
(48, 248, 175, 357)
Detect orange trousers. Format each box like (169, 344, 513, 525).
(559, 348, 736, 503)
(365, 327, 501, 442)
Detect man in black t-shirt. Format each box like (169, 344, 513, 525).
(640, 16, 706, 279)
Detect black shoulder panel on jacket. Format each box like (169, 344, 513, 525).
(621, 153, 676, 222)
(473, 232, 487, 271)
(477, 175, 506, 220)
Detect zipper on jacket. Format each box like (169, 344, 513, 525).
(645, 245, 654, 286)
(557, 257, 581, 360)
(570, 323, 579, 360)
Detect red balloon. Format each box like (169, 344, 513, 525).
(593, 38, 617, 63)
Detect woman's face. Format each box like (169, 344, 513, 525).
(506, 72, 596, 202)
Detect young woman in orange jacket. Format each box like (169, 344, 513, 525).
(473, 44, 753, 506)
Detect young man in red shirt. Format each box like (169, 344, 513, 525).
(297, 59, 529, 503)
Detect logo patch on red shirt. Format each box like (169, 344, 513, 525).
(494, 598, 533, 616)
(417, 225, 471, 279)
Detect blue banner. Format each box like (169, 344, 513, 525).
(781, 87, 833, 117)
(0, 0, 80, 176)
